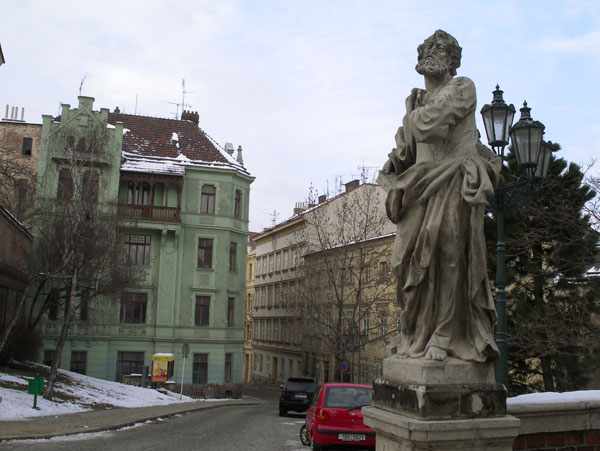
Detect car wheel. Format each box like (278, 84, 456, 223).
(279, 408, 287, 417)
(299, 424, 310, 446)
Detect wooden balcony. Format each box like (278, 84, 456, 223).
(118, 204, 180, 222)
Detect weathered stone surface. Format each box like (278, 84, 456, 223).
(373, 378, 506, 420)
(363, 405, 520, 451)
(508, 400, 600, 435)
(383, 356, 495, 385)
(379, 29, 501, 363)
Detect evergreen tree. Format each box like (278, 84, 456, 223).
(486, 145, 600, 394)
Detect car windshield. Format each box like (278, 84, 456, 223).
(286, 381, 317, 392)
(323, 386, 372, 408)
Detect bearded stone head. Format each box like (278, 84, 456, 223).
(416, 30, 462, 78)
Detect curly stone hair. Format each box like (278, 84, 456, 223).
(417, 30, 462, 77)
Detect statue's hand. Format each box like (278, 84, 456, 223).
(406, 88, 419, 112)
(407, 88, 426, 112)
(382, 158, 395, 174)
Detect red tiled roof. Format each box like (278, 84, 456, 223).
(248, 231, 259, 249)
(107, 112, 231, 165)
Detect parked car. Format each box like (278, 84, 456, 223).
(279, 377, 318, 416)
(305, 383, 375, 450)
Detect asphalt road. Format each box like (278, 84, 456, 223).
(1, 387, 309, 451)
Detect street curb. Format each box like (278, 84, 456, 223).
(0, 399, 265, 442)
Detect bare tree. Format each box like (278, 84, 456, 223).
(584, 171, 600, 232)
(0, 149, 37, 228)
(293, 182, 397, 382)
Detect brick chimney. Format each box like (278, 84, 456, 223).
(345, 179, 360, 192)
(181, 110, 199, 124)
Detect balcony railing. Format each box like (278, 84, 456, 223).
(118, 204, 180, 222)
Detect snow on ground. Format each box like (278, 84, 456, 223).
(0, 366, 223, 421)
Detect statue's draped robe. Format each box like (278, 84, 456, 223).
(378, 77, 501, 362)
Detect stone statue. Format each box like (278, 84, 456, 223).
(378, 30, 501, 363)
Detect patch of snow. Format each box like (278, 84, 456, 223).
(106, 123, 116, 129)
(171, 132, 178, 141)
(175, 153, 190, 163)
(0, 366, 197, 421)
(121, 157, 185, 176)
(508, 390, 600, 405)
(0, 374, 27, 384)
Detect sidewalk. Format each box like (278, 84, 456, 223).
(0, 397, 263, 442)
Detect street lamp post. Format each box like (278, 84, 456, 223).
(480, 86, 552, 389)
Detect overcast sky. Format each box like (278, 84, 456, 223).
(2, 0, 599, 231)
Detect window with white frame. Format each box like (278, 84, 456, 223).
(361, 312, 370, 337)
(200, 184, 216, 214)
(283, 250, 289, 270)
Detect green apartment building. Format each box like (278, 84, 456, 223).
(35, 96, 254, 383)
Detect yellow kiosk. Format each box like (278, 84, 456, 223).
(152, 353, 174, 383)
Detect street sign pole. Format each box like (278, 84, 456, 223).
(179, 356, 186, 400)
(339, 361, 348, 383)
(180, 343, 190, 400)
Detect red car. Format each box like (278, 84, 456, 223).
(304, 383, 375, 450)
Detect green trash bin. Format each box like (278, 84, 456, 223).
(28, 377, 44, 408)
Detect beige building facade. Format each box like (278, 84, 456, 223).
(243, 232, 257, 382)
(249, 180, 398, 385)
(251, 214, 306, 384)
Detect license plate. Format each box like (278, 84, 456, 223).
(295, 394, 307, 399)
(338, 433, 366, 442)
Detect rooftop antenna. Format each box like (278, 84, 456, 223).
(262, 210, 280, 226)
(79, 73, 87, 96)
(335, 175, 344, 194)
(181, 78, 193, 114)
(357, 162, 378, 183)
(163, 78, 192, 119)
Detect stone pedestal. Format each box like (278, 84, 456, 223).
(362, 356, 520, 450)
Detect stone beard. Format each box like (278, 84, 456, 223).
(378, 30, 501, 363)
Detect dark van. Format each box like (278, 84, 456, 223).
(279, 377, 318, 416)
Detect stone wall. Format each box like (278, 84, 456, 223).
(509, 400, 600, 450)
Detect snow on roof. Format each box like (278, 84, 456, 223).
(121, 155, 185, 176)
(107, 112, 250, 177)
